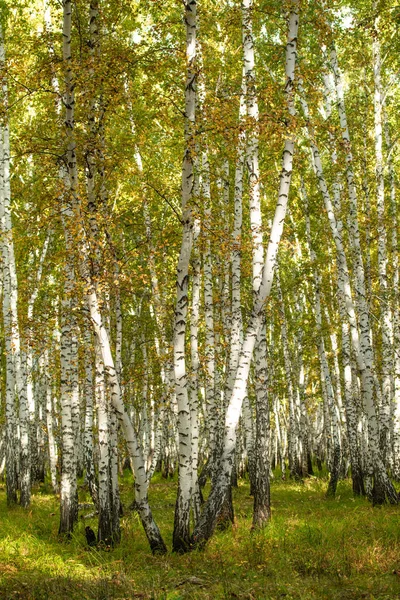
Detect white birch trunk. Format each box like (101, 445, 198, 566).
(226, 73, 246, 402)
(385, 118, 400, 479)
(274, 396, 286, 478)
(202, 152, 218, 472)
(45, 350, 58, 493)
(252, 317, 271, 527)
(0, 125, 17, 505)
(83, 327, 98, 506)
(96, 344, 112, 545)
(109, 403, 121, 544)
(59, 275, 78, 534)
(58, 0, 80, 535)
(172, 0, 196, 553)
(189, 218, 201, 522)
(0, 21, 30, 508)
(26, 234, 50, 483)
(361, 121, 373, 305)
(372, 20, 393, 462)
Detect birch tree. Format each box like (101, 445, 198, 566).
(172, 0, 197, 553)
(0, 18, 31, 508)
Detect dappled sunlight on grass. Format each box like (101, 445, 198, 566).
(0, 475, 399, 598)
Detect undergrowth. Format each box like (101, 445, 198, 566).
(0, 472, 399, 599)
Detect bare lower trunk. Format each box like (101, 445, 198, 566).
(252, 318, 271, 528)
(96, 346, 113, 546)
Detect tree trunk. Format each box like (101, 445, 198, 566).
(252, 318, 271, 528)
(172, 0, 197, 554)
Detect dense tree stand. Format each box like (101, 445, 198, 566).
(1, 0, 400, 564)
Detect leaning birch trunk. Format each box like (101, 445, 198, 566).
(219, 70, 246, 501)
(191, 2, 299, 547)
(172, 0, 196, 553)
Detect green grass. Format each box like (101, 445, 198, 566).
(0, 473, 400, 599)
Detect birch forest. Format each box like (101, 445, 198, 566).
(1, 0, 400, 598)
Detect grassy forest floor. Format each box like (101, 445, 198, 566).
(0, 471, 399, 600)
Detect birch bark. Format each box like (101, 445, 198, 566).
(58, 0, 81, 535)
(0, 131, 18, 506)
(45, 350, 58, 493)
(172, 0, 196, 553)
(83, 327, 98, 505)
(372, 17, 393, 463)
(189, 218, 201, 522)
(202, 152, 218, 473)
(385, 118, 400, 479)
(252, 318, 271, 527)
(95, 344, 113, 545)
(0, 20, 30, 508)
(226, 72, 246, 403)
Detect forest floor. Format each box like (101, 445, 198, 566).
(0, 472, 399, 600)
